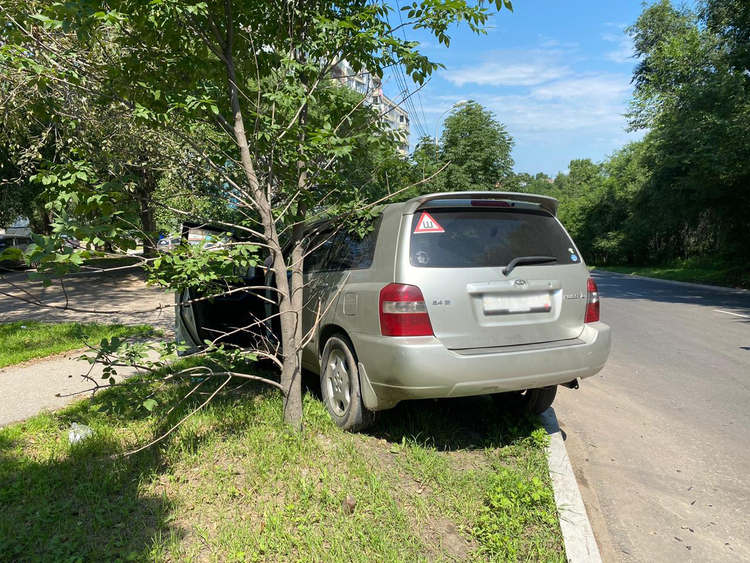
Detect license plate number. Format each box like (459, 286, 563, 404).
(483, 293, 551, 315)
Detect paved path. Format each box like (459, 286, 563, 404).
(0, 269, 174, 427)
(0, 269, 174, 332)
(0, 353, 149, 427)
(555, 272, 750, 562)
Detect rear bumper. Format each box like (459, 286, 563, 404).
(351, 322, 610, 409)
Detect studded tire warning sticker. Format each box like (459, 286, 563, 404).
(413, 211, 445, 233)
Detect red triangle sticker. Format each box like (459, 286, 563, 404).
(414, 212, 445, 233)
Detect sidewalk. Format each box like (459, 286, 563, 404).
(0, 351, 147, 427)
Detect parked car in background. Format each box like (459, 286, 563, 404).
(157, 237, 183, 252)
(61, 234, 81, 249)
(176, 192, 611, 431)
(0, 234, 32, 269)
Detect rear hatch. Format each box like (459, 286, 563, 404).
(399, 202, 589, 350)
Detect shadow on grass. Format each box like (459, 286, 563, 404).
(302, 368, 544, 451)
(0, 368, 278, 563)
(371, 395, 544, 452)
(0, 435, 178, 562)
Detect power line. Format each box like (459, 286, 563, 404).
(394, 0, 430, 142)
(381, 1, 428, 142)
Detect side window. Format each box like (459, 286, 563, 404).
(323, 218, 380, 272)
(303, 232, 335, 274)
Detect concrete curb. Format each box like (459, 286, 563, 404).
(592, 270, 749, 295)
(541, 408, 602, 563)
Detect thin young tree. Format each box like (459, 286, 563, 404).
(0, 0, 513, 430)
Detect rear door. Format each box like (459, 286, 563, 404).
(300, 221, 380, 366)
(300, 230, 337, 366)
(399, 205, 588, 349)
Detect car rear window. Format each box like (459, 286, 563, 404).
(409, 208, 579, 268)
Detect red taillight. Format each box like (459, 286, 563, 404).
(379, 283, 434, 337)
(585, 277, 600, 323)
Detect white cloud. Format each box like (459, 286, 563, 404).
(602, 31, 635, 64)
(482, 76, 640, 172)
(437, 46, 633, 139)
(442, 49, 572, 87)
(538, 36, 579, 50)
(466, 73, 634, 145)
(531, 75, 631, 102)
(423, 39, 640, 172)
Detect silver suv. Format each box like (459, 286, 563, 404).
(177, 192, 611, 430)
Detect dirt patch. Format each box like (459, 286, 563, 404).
(424, 518, 477, 562)
(445, 448, 492, 475)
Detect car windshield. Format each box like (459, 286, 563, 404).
(409, 208, 579, 268)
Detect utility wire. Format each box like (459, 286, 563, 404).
(382, 2, 428, 142)
(395, 0, 430, 142)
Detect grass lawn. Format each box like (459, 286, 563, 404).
(0, 321, 157, 368)
(0, 362, 565, 562)
(591, 263, 749, 289)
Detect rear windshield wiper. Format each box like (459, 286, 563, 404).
(502, 256, 557, 276)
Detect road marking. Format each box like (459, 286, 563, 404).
(626, 291, 642, 297)
(714, 309, 750, 319)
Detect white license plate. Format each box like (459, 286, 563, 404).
(483, 293, 551, 315)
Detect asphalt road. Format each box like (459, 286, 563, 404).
(555, 272, 750, 562)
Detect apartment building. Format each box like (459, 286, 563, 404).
(332, 60, 410, 155)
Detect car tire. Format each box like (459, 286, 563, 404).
(320, 333, 375, 432)
(493, 385, 558, 415)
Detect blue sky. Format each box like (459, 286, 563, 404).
(383, 0, 650, 175)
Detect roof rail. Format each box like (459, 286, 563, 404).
(402, 191, 559, 217)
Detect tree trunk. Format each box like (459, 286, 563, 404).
(221, 14, 305, 429)
(281, 58, 310, 428)
(282, 202, 308, 429)
(140, 170, 158, 258)
(34, 202, 53, 236)
(280, 238, 305, 429)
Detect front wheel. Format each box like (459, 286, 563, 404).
(492, 385, 558, 415)
(320, 334, 375, 432)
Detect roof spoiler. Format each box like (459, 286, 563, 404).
(402, 191, 559, 217)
